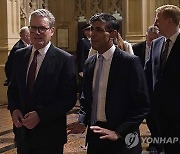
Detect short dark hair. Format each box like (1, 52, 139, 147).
(81, 24, 91, 31)
(89, 13, 119, 32)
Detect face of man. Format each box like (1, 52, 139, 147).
(21, 31, 31, 45)
(146, 31, 159, 47)
(29, 16, 55, 50)
(154, 13, 170, 37)
(84, 29, 91, 39)
(90, 21, 113, 54)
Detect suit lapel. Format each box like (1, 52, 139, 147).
(163, 34, 180, 70)
(33, 45, 56, 94)
(106, 48, 121, 93)
(19, 47, 32, 103)
(87, 55, 97, 96)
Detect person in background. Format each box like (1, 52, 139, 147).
(146, 4, 180, 153)
(4, 26, 31, 86)
(7, 9, 77, 154)
(114, 32, 134, 54)
(72, 13, 150, 154)
(76, 23, 91, 104)
(133, 25, 160, 153)
(133, 25, 159, 68)
(76, 23, 91, 77)
(4, 26, 31, 142)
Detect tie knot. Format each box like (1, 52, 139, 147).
(98, 55, 104, 62)
(166, 39, 171, 44)
(34, 50, 39, 56)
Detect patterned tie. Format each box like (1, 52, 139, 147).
(161, 39, 171, 68)
(91, 55, 104, 125)
(27, 50, 39, 96)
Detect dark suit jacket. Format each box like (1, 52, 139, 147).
(76, 37, 91, 73)
(132, 41, 146, 67)
(5, 39, 27, 85)
(148, 35, 180, 118)
(7, 44, 77, 148)
(79, 47, 149, 145)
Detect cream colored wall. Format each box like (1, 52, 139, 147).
(49, 0, 78, 54)
(0, 0, 20, 105)
(124, 0, 156, 44)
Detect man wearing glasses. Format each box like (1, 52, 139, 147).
(7, 9, 77, 154)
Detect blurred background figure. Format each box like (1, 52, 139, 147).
(4, 26, 31, 142)
(4, 26, 31, 86)
(76, 23, 91, 101)
(114, 32, 134, 54)
(133, 25, 159, 68)
(76, 23, 91, 77)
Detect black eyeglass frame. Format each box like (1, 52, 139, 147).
(28, 26, 50, 33)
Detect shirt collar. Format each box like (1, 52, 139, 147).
(167, 31, 179, 43)
(32, 41, 51, 56)
(97, 45, 116, 60)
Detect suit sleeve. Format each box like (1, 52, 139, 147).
(36, 55, 77, 124)
(115, 57, 150, 138)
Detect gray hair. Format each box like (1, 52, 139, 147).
(19, 26, 29, 36)
(146, 25, 159, 35)
(29, 9, 55, 27)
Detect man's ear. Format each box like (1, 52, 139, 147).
(110, 30, 118, 39)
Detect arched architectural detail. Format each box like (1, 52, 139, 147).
(74, 0, 123, 21)
(20, 0, 49, 26)
(75, 0, 86, 20)
(90, 0, 102, 15)
(108, 0, 122, 15)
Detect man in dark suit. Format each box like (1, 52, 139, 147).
(76, 24, 91, 102)
(147, 5, 180, 153)
(133, 25, 160, 153)
(73, 13, 150, 154)
(133, 25, 159, 68)
(76, 23, 91, 77)
(7, 9, 77, 154)
(5, 26, 31, 86)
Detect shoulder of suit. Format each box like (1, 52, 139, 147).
(153, 36, 165, 43)
(115, 47, 136, 59)
(52, 45, 73, 57)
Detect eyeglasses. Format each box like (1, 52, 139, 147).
(28, 26, 50, 33)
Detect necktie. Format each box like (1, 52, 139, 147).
(27, 50, 39, 96)
(161, 39, 171, 68)
(91, 55, 104, 125)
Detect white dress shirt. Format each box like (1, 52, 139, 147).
(93, 45, 116, 122)
(27, 42, 51, 81)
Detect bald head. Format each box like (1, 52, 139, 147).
(19, 26, 31, 45)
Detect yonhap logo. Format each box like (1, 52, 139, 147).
(125, 132, 139, 148)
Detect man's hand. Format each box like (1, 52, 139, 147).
(22, 111, 40, 129)
(12, 109, 23, 128)
(90, 126, 121, 141)
(67, 122, 86, 134)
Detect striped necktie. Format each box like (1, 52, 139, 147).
(161, 39, 171, 68)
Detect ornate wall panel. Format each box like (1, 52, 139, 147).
(74, 0, 123, 21)
(20, 0, 48, 26)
